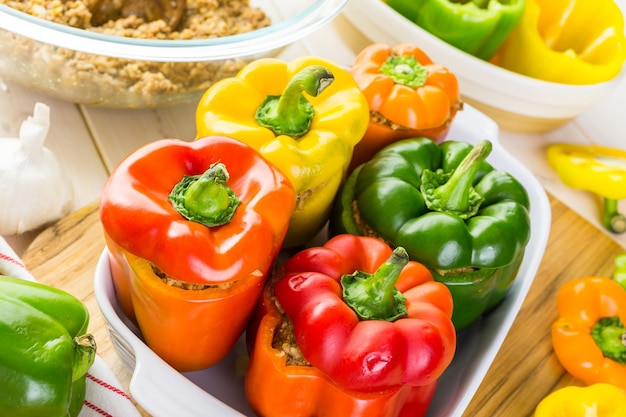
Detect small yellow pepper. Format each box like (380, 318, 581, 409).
(497, 0, 626, 85)
(195, 57, 369, 247)
(534, 383, 626, 416)
(547, 143, 626, 234)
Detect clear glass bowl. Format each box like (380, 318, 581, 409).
(0, 0, 348, 108)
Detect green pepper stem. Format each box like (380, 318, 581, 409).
(471, 0, 489, 8)
(603, 198, 626, 234)
(168, 162, 241, 227)
(591, 316, 626, 365)
(72, 334, 96, 382)
(379, 55, 427, 89)
(341, 247, 409, 322)
(255, 65, 334, 138)
(613, 254, 626, 290)
(422, 140, 492, 219)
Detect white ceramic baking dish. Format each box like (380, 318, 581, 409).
(94, 104, 551, 417)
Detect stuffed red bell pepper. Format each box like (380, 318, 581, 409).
(100, 136, 295, 372)
(245, 234, 456, 417)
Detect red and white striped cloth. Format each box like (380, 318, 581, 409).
(0, 236, 142, 417)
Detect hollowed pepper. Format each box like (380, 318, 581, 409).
(195, 57, 370, 247)
(385, 0, 526, 61)
(497, 0, 626, 85)
(0, 275, 96, 417)
(552, 276, 626, 389)
(330, 138, 531, 330)
(245, 234, 456, 417)
(547, 143, 626, 234)
(348, 43, 462, 171)
(534, 383, 626, 417)
(100, 136, 295, 372)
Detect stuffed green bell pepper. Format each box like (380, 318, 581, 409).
(330, 138, 531, 330)
(0, 275, 96, 417)
(385, 0, 526, 61)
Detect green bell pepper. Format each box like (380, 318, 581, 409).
(329, 138, 531, 330)
(0, 275, 96, 417)
(385, 0, 526, 61)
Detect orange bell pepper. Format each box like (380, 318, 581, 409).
(552, 276, 626, 389)
(348, 43, 462, 171)
(245, 234, 455, 416)
(100, 136, 295, 372)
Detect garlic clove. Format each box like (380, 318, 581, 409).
(0, 102, 75, 235)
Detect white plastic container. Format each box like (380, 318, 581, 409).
(342, 0, 625, 133)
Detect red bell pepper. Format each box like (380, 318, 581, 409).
(245, 234, 456, 416)
(100, 136, 295, 371)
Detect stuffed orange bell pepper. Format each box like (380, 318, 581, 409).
(497, 0, 626, 85)
(196, 58, 369, 247)
(552, 276, 626, 389)
(100, 136, 295, 372)
(348, 43, 462, 171)
(245, 234, 456, 417)
(534, 383, 626, 416)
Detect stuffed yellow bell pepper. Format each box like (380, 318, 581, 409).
(497, 0, 626, 85)
(196, 57, 369, 247)
(534, 383, 626, 416)
(547, 143, 626, 234)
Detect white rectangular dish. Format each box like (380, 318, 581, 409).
(93, 104, 551, 417)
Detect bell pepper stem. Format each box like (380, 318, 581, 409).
(614, 254, 626, 290)
(379, 55, 427, 89)
(341, 247, 409, 321)
(255, 65, 334, 138)
(603, 198, 626, 234)
(168, 162, 241, 227)
(421, 140, 492, 219)
(72, 334, 96, 382)
(590, 316, 626, 365)
(471, 0, 489, 8)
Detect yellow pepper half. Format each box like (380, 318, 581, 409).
(534, 383, 626, 416)
(196, 57, 369, 247)
(547, 143, 626, 234)
(497, 0, 626, 85)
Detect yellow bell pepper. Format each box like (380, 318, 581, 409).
(547, 143, 626, 234)
(195, 57, 369, 247)
(497, 0, 626, 85)
(534, 383, 626, 416)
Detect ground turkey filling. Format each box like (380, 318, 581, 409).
(151, 264, 235, 290)
(0, 0, 271, 102)
(272, 314, 310, 366)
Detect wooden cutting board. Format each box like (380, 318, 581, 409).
(22, 196, 625, 417)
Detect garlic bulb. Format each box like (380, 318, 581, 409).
(0, 102, 74, 235)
